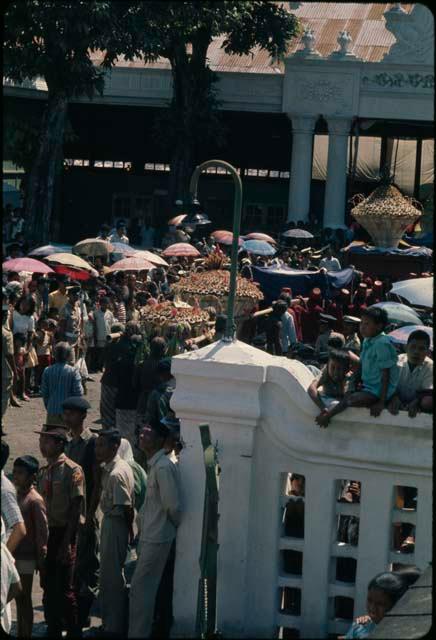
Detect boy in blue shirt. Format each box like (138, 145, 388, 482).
(316, 306, 399, 427)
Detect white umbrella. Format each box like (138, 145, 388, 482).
(389, 277, 433, 309)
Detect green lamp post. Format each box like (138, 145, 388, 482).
(189, 159, 242, 342)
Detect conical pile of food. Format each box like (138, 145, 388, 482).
(138, 301, 209, 338)
(351, 172, 422, 248)
(172, 252, 263, 317)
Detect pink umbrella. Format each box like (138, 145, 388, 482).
(53, 265, 97, 281)
(210, 230, 243, 247)
(162, 243, 201, 258)
(134, 250, 169, 267)
(106, 256, 155, 273)
(168, 214, 187, 227)
(244, 232, 276, 244)
(2, 257, 55, 274)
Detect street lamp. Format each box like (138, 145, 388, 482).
(189, 159, 242, 342)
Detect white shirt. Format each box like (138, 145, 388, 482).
(396, 353, 433, 403)
(94, 309, 114, 342)
(1, 542, 20, 633)
(109, 231, 129, 245)
(12, 311, 35, 335)
(319, 257, 341, 272)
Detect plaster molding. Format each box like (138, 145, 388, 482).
(287, 114, 318, 134)
(283, 68, 359, 117)
(382, 3, 434, 65)
(325, 116, 353, 136)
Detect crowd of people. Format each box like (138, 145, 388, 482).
(1, 210, 432, 638)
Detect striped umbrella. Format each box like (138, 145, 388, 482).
(106, 256, 155, 273)
(111, 242, 138, 256)
(162, 243, 201, 257)
(73, 238, 113, 257)
(210, 230, 243, 247)
(168, 214, 188, 226)
(242, 240, 276, 256)
(244, 232, 276, 244)
(29, 243, 72, 257)
(134, 250, 169, 267)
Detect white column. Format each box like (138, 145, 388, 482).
(323, 117, 352, 229)
(287, 115, 317, 223)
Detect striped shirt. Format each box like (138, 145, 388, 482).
(41, 362, 83, 414)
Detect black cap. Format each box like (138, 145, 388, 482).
(34, 427, 68, 442)
(13, 455, 39, 474)
(62, 396, 91, 412)
(90, 427, 121, 438)
(343, 315, 360, 325)
(68, 286, 81, 296)
(319, 313, 337, 324)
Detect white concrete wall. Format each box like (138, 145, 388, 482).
(170, 341, 432, 638)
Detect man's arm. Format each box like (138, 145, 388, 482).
(123, 505, 135, 544)
(58, 495, 83, 564)
(308, 379, 326, 412)
(6, 521, 26, 554)
(71, 368, 84, 396)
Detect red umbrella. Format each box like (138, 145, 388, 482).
(168, 214, 187, 226)
(162, 243, 201, 258)
(2, 257, 55, 274)
(244, 232, 276, 244)
(53, 265, 96, 281)
(106, 256, 155, 273)
(210, 230, 243, 247)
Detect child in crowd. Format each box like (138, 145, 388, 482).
(343, 569, 421, 638)
(308, 349, 351, 418)
(12, 455, 49, 638)
(314, 307, 399, 428)
(13, 333, 28, 401)
(388, 329, 433, 417)
(35, 317, 53, 391)
(343, 315, 361, 354)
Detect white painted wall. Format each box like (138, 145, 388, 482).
(171, 341, 432, 638)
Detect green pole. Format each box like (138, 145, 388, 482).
(189, 160, 242, 342)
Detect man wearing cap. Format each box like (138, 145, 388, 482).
(314, 314, 345, 360)
(2, 290, 17, 428)
(92, 428, 134, 636)
(48, 275, 69, 312)
(128, 419, 182, 639)
(343, 316, 361, 354)
(59, 285, 83, 363)
(63, 396, 99, 630)
(36, 426, 85, 637)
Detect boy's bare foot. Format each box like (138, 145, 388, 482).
(10, 396, 22, 407)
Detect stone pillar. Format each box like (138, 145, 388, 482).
(287, 115, 317, 223)
(323, 117, 352, 229)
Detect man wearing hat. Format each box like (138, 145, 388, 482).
(343, 316, 361, 354)
(314, 314, 345, 360)
(2, 288, 17, 427)
(63, 396, 99, 630)
(128, 418, 182, 639)
(12, 455, 48, 638)
(35, 426, 85, 637)
(92, 427, 134, 636)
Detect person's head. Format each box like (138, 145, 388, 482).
(100, 223, 110, 238)
(94, 429, 122, 463)
(325, 246, 332, 259)
(125, 320, 141, 338)
(327, 349, 350, 382)
(67, 286, 81, 304)
(366, 572, 410, 624)
(16, 294, 35, 316)
(273, 300, 287, 317)
(290, 473, 305, 496)
(406, 330, 431, 366)
(327, 334, 346, 350)
(62, 396, 91, 431)
(38, 430, 67, 460)
(279, 292, 292, 308)
(100, 296, 110, 312)
(12, 455, 39, 492)
(150, 336, 167, 359)
(54, 341, 72, 364)
(57, 275, 68, 292)
(37, 317, 49, 332)
(28, 279, 38, 294)
(156, 358, 173, 384)
(116, 221, 126, 235)
(0, 441, 10, 471)
(127, 274, 136, 289)
(343, 315, 360, 336)
(137, 420, 169, 458)
(360, 306, 389, 338)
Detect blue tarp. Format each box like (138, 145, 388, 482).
(251, 265, 354, 304)
(404, 234, 433, 249)
(345, 245, 432, 257)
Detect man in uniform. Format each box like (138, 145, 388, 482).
(59, 285, 82, 363)
(62, 396, 99, 631)
(128, 418, 182, 639)
(35, 425, 85, 638)
(93, 428, 134, 637)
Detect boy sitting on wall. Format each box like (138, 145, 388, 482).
(387, 329, 433, 418)
(314, 307, 399, 428)
(308, 349, 351, 420)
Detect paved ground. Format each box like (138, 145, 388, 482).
(2, 374, 138, 637)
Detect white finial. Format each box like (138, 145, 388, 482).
(293, 26, 321, 58)
(338, 30, 353, 55)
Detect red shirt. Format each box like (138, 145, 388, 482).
(14, 486, 49, 564)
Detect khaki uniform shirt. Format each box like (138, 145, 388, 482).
(396, 353, 433, 404)
(139, 449, 182, 544)
(48, 289, 68, 312)
(99, 455, 134, 517)
(344, 333, 361, 354)
(37, 454, 85, 527)
(2, 326, 14, 386)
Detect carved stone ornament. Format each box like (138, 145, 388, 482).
(382, 3, 434, 65)
(329, 30, 360, 60)
(293, 26, 321, 58)
(361, 72, 434, 91)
